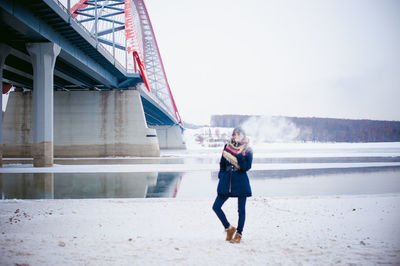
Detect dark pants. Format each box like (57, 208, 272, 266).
(212, 195, 247, 234)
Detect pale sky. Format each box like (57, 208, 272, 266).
(145, 0, 400, 125)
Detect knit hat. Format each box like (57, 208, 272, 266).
(232, 126, 246, 137)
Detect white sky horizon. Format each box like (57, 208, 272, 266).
(146, 0, 400, 125)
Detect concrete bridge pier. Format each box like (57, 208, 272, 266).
(0, 43, 11, 168)
(152, 125, 186, 149)
(33, 173, 54, 199)
(0, 173, 54, 199)
(26, 43, 61, 167)
(3, 90, 161, 158)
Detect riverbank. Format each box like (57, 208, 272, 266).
(1, 194, 399, 265)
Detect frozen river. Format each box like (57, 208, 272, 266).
(1, 142, 400, 199)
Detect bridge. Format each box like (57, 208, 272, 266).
(0, 0, 186, 167)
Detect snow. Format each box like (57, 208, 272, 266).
(1, 195, 399, 265)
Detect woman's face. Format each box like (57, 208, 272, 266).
(232, 132, 243, 142)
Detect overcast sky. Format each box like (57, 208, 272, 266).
(144, 0, 400, 124)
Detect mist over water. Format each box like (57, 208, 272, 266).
(241, 116, 303, 144)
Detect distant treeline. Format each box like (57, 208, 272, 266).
(210, 115, 400, 142)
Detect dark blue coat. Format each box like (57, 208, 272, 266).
(217, 146, 253, 197)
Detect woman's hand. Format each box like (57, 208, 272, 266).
(237, 145, 246, 154)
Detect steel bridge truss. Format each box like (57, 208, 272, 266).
(70, 0, 181, 124)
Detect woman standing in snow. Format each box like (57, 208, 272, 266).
(212, 127, 253, 244)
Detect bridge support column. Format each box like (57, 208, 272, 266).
(152, 125, 186, 149)
(0, 43, 11, 168)
(26, 43, 61, 167)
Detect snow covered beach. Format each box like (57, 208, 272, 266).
(1, 142, 400, 265)
(1, 195, 400, 265)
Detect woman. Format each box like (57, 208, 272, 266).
(212, 127, 253, 244)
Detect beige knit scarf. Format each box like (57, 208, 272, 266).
(222, 138, 249, 169)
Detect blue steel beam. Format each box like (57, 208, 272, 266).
(97, 26, 125, 37)
(100, 11, 125, 17)
(141, 96, 175, 126)
(76, 6, 125, 15)
(79, 6, 124, 12)
(76, 12, 95, 18)
(98, 38, 125, 50)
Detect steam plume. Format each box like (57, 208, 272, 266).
(241, 116, 300, 143)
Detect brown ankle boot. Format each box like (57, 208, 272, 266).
(230, 232, 242, 244)
(225, 225, 236, 241)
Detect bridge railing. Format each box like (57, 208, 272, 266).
(52, 0, 127, 74)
